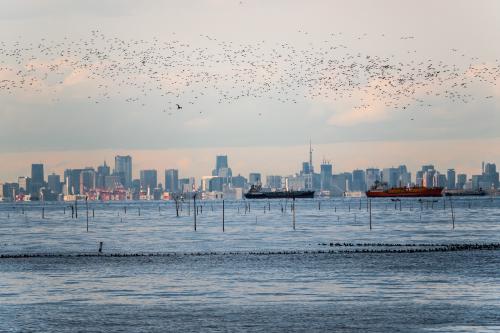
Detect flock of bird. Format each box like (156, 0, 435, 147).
(0, 30, 498, 118)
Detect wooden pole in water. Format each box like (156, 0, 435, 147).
(449, 196, 455, 229)
(86, 196, 89, 232)
(98, 241, 103, 254)
(193, 193, 197, 231)
(292, 197, 296, 230)
(369, 198, 372, 230)
(75, 199, 78, 218)
(42, 206, 44, 219)
(222, 199, 225, 232)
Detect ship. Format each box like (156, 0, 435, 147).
(244, 185, 314, 199)
(444, 189, 487, 196)
(366, 181, 443, 198)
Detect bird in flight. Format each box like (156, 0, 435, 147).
(176, 103, 182, 109)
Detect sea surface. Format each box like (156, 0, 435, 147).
(1, 197, 499, 332)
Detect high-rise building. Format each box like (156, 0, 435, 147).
(249, 173, 262, 185)
(423, 169, 436, 188)
(266, 175, 282, 189)
(331, 173, 352, 196)
(64, 169, 84, 195)
(398, 165, 411, 187)
(447, 169, 456, 189)
(483, 163, 499, 189)
(79, 168, 96, 194)
(456, 174, 467, 189)
(434, 173, 447, 188)
(140, 170, 158, 192)
(18, 176, 31, 194)
(382, 168, 399, 188)
(31, 163, 44, 185)
(365, 168, 380, 189)
(320, 162, 333, 191)
(96, 161, 110, 189)
(351, 169, 366, 191)
(114, 155, 132, 189)
(231, 174, 247, 188)
(212, 155, 232, 178)
(30, 163, 44, 196)
(47, 173, 62, 194)
(165, 169, 179, 193)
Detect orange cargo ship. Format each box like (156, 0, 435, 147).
(366, 182, 443, 198)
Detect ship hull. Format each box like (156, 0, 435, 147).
(244, 191, 315, 199)
(366, 187, 443, 198)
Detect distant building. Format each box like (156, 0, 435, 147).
(18, 176, 31, 194)
(1, 183, 19, 200)
(64, 169, 83, 195)
(178, 177, 195, 193)
(266, 175, 282, 190)
(104, 175, 122, 191)
(456, 174, 467, 189)
(249, 173, 262, 186)
(382, 168, 399, 188)
(398, 165, 412, 187)
(332, 173, 352, 196)
(365, 168, 380, 189)
(79, 168, 96, 194)
(351, 169, 366, 192)
(114, 155, 132, 189)
(96, 161, 110, 189)
(434, 173, 447, 188)
(484, 163, 499, 189)
(447, 169, 456, 189)
(212, 155, 233, 178)
(47, 173, 62, 194)
(320, 162, 333, 191)
(231, 174, 247, 189)
(165, 169, 179, 193)
(31, 163, 44, 197)
(140, 170, 157, 192)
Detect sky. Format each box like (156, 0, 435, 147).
(0, 0, 499, 182)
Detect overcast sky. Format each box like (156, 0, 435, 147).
(0, 0, 499, 182)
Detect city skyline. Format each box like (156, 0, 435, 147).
(1, 139, 500, 183)
(1, 147, 498, 201)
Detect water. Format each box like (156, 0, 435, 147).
(1, 197, 499, 332)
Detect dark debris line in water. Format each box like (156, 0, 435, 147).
(1, 243, 499, 259)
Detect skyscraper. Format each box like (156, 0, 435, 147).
(457, 174, 467, 189)
(96, 161, 110, 189)
(382, 168, 399, 188)
(79, 168, 96, 194)
(212, 155, 232, 178)
(47, 173, 62, 194)
(266, 175, 282, 189)
(30, 163, 44, 197)
(447, 169, 456, 189)
(31, 164, 44, 185)
(365, 168, 380, 189)
(320, 162, 332, 190)
(165, 169, 179, 193)
(18, 176, 31, 194)
(140, 170, 158, 192)
(351, 169, 366, 191)
(249, 173, 262, 185)
(114, 155, 132, 189)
